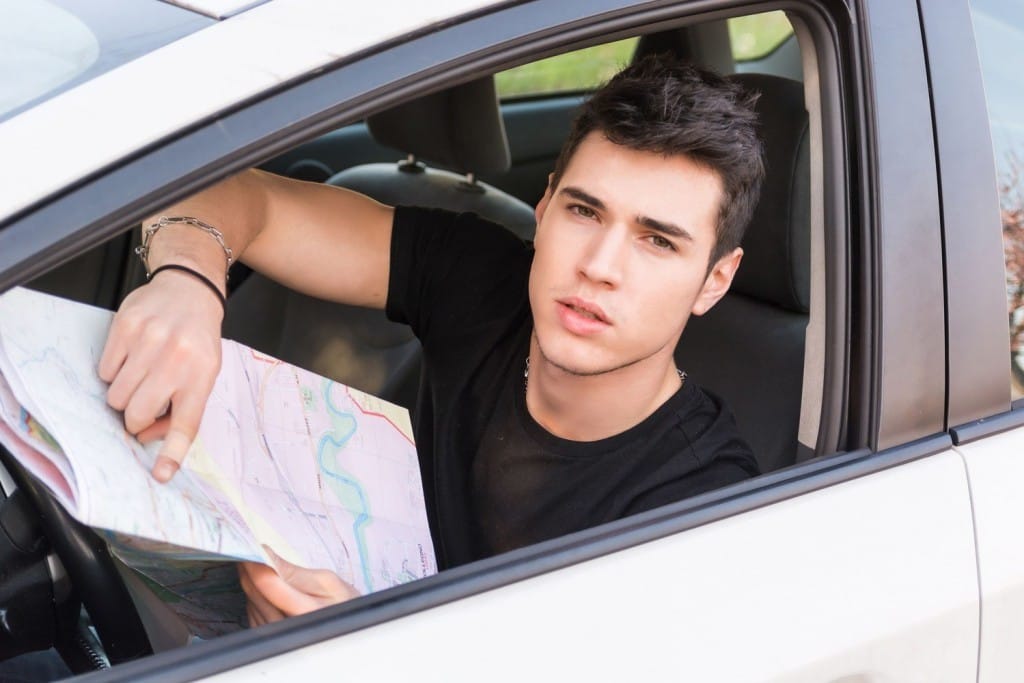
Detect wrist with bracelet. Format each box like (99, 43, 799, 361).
(135, 215, 233, 314)
(149, 264, 227, 313)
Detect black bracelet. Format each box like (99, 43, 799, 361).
(148, 264, 227, 314)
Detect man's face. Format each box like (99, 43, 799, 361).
(529, 131, 742, 378)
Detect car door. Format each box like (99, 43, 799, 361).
(933, 0, 1024, 679)
(0, 0, 985, 681)
(134, 1, 982, 679)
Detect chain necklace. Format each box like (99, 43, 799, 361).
(523, 356, 686, 394)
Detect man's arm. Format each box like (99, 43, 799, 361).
(231, 169, 394, 308)
(99, 169, 395, 481)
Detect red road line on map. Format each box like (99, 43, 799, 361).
(248, 349, 281, 365)
(343, 386, 415, 447)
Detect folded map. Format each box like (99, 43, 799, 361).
(0, 286, 436, 632)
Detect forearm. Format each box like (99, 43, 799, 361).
(142, 169, 270, 291)
(145, 168, 394, 308)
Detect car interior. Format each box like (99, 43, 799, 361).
(221, 17, 813, 475)
(5, 9, 821, 676)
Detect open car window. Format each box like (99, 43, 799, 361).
(4, 4, 829, 670)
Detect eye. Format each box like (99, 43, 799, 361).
(568, 204, 597, 219)
(648, 234, 676, 251)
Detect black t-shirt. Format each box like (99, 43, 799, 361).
(386, 206, 758, 569)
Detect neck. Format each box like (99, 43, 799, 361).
(524, 335, 682, 441)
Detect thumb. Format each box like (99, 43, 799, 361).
(265, 547, 327, 595)
(264, 546, 358, 604)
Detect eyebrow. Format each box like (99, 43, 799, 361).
(638, 215, 694, 243)
(560, 186, 606, 211)
(559, 185, 694, 243)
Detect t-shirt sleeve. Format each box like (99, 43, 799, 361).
(623, 387, 760, 516)
(386, 206, 533, 345)
(624, 453, 759, 514)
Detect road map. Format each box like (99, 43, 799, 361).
(0, 287, 436, 635)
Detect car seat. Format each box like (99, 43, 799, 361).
(329, 77, 536, 239)
(674, 72, 811, 474)
(223, 77, 535, 409)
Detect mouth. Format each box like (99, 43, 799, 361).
(556, 297, 610, 325)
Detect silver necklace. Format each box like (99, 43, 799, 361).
(524, 356, 685, 393)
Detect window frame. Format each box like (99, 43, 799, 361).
(918, 0, 1014, 436)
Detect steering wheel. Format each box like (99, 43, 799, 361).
(0, 449, 152, 673)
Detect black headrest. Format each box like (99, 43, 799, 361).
(367, 77, 511, 175)
(728, 73, 810, 313)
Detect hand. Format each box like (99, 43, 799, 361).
(239, 549, 359, 627)
(98, 269, 224, 482)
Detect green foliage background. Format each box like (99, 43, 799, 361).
(496, 11, 792, 98)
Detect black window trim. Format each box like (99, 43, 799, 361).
(951, 404, 1024, 445)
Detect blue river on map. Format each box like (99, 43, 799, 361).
(316, 380, 374, 591)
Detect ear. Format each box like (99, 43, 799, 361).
(534, 173, 555, 227)
(691, 247, 743, 316)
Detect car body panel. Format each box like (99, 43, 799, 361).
(164, 0, 270, 20)
(200, 451, 978, 682)
(956, 425, 1024, 681)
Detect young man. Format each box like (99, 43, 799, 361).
(98, 56, 765, 625)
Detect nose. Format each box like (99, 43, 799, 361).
(578, 224, 627, 287)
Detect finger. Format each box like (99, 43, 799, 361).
(152, 389, 208, 482)
(240, 567, 271, 627)
(246, 602, 263, 628)
(267, 547, 351, 596)
(152, 434, 188, 483)
(98, 312, 139, 383)
(122, 371, 176, 436)
(249, 563, 325, 617)
(251, 597, 284, 626)
(105, 340, 164, 415)
(240, 563, 288, 624)
(97, 341, 126, 385)
(260, 548, 358, 615)
(137, 416, 171, 444)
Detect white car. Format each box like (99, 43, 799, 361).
(1, 0, 1022, 680)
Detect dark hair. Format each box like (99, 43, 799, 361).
(550, 55, 765, 265)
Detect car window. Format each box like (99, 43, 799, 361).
(0, 0, 99, 118)
(493, 11, 794, 100)
(494, 37, 639, 99)
(0, 0, 211, 123)
(728, 10, 793, 62)
(969, 0, 1024, 398)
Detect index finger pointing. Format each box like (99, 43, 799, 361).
(152, 391, 206, 482)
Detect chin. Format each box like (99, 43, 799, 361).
(535, 332, 617, 377)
